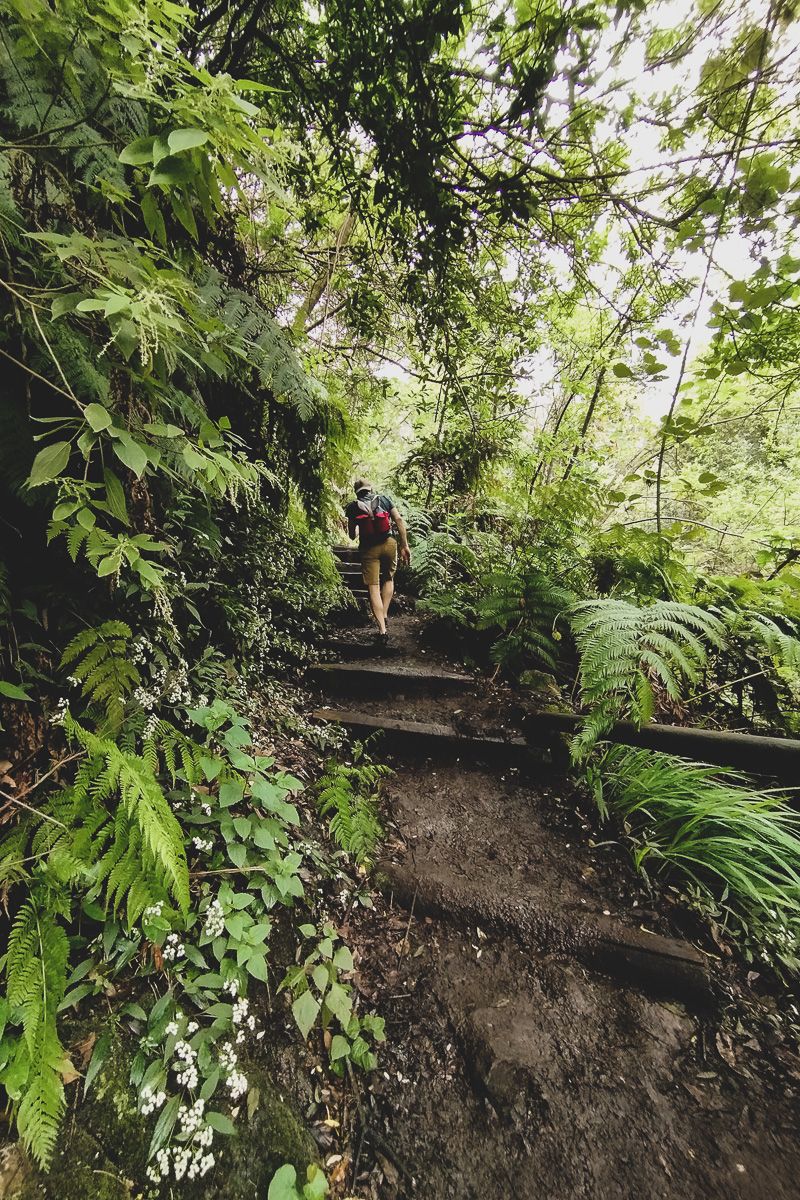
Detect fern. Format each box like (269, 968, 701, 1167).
(570, 599, 727, 759)
(478, 567, 573, 673)
(3, 896, 69, 1168)
(316, 759, 388, 867)
(3, 716, 189, 922)
(61, 622, 141, 729)
(748, 614, 800, 671)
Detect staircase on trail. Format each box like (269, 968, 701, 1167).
(311, 546, 800, 1200)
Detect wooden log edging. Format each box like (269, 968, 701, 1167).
(522, 711, 800, 781)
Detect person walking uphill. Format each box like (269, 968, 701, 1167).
(345, 479, 410, 644)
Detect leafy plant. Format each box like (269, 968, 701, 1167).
(593, 746, 800, 970)
(268, 1163, 329, 1200)
(61, 621, 141, 729)
(315, 755, 388, 867)
(1, 899, 69, 1168)
(570, 599, 727, 758)
(280, 923, 385, 1074)
(478, 566, 573, 674)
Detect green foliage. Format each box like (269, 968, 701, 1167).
(593, 747, 800, 971)
(1, 898, 69, 1168)
(570, 599, 727, 758)
(61, 621, 140, 729)
(268, 1163, 329, 1200)
(280, 923, 385, 1074)
(478, 567, 573, 674)
(316, 756, 387, 867)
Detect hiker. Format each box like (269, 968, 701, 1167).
(345, 479, 410, 642)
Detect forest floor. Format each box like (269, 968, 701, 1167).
(311, 604, 800, 1200)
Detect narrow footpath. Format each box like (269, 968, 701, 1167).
(308, 548, 800, 1200)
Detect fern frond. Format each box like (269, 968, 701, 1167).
(61, 622, 140, 729)
(4, 898, 69, 1168)
(315, 759, 386, 867)
(570, 599, 727, 758)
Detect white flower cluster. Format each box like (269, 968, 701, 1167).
(162, 933, 185, 963)
(143, 902, 163, 921)
(130, 637, 148, 666)
(139, 1083, 167, 1115)
(173, 1038, 198, 1090)
(50, 698, 68, 726)
(165, 660, 191, 705)
(224, 977, 240, 997)
(203, 898, 225, 939)
(192, 835, 213, 853)
(218, 1042, 248, 1099)
(196, 693, 209, 708)
(232, 997, 257, 1044)
(133, 685, 157, 711)
(146, 1100, 215, 1184)
(143, 712, 159, 739)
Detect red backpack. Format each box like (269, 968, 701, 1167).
(355, 493, 391, 541)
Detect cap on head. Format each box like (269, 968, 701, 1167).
(353, 477, 372, 496)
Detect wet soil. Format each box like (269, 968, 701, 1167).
(320, 612, 800, 1200)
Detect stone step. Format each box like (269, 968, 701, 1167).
(311, 707, 532, 762)
(380, 859, 714, 1006)
(309, 661, 475, 696)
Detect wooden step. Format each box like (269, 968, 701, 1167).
(333, 545, 360, 563)
(320, 639, 405, 661)
(311, 707, 532, 761)
(309, 661, 475, 695)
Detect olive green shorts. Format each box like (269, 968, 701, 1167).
(361, 537, 398, 586)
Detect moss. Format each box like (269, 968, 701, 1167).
(202, 1067, 319, 1199)
(44, 1128, 132, 1199)
(10, 1032, 317, 1200)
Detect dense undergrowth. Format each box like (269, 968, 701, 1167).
(3, 0, 800, 1188)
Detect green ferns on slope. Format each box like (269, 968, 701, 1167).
(316, 758, 388, 867)
(570, 599, 727, 758)
(3, 900, 70, 1168)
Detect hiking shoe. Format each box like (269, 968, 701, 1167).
(374, 631, 389, 649)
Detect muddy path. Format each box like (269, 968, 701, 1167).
(314, 597, 800, 1200)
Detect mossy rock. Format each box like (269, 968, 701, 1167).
(9, 1035, 317, 1200)
(201, 1067, 319, 1199)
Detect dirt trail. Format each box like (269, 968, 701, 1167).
(316, 602, 800, 1200)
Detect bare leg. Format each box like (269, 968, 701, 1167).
(367, 582, 386, 634)
(381, 577, 394, 622)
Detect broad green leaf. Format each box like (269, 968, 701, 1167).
(247, 953, 268, 982)
(0, 680, 31, 701)
(332, 946, 353, 972)
(84, 403, 112, 432)
(114, 438, 148, 478)
(206, 1111, 236, 1135)
(28, 441, 71, 487)
(103, 468, 129, 525)
(119, 135, 156, 165)
(329, 1034, 349, 1062)
(268, 1165, 301, 1200)
(291, 990, 320, 1041)
(51, 293, 84, 318)
(168, 128, 209, 153)
(324, 981, 352, 1027)
(303, 1165, 329, 1199)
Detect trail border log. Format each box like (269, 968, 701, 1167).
(523, 711, 800, 781)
